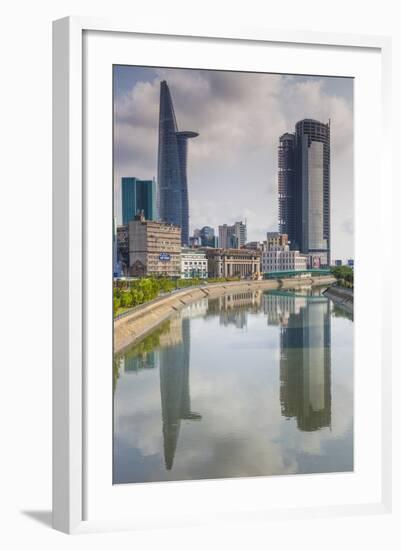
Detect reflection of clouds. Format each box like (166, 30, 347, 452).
(329, 315, 354, 438)
(115, 414, 161, 458)
(176, 430, 298, 479)
(114, 372, 162, 458)
(331, 384, 353, 435)
(114, 370, 159, 415)
(114, 296, 353, 482)
(288, 430, 325, 456)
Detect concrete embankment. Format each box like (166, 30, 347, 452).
(323, 285, 353, 314)
(114, 276, 336, 354)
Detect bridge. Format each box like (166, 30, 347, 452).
(263, 269, 332, 280)
(267, 289, 329, 301)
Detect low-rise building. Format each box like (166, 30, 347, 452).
(244, 241, 263, 251)
(308, 253, 326, 269)
(128, 213, 181, 277)
(262, 245, 307, 273)
(188, 235, 201, 248)
(113, 217, 121, 277)
(181, 248, 208, 279)
(205, 248, 261, 279)
(116, 224, 129, 275)
(265, 232, 289, 250)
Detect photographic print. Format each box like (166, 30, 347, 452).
(112, 65, 354, 484)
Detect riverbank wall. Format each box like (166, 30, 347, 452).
(323, 285, 353, 314)
(114, 276, 336, 353)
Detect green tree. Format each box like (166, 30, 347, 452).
(331, 266, 353, 288)
(120, 291, 132, 308)
(113, 296, 121, 313)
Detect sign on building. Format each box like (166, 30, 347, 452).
(159, 252, 171, 262)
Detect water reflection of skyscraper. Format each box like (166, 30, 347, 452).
(265, 291, 332, 431)
(159, 316, 201, 470)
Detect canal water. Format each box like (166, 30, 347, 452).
(113, 286, 353, 484)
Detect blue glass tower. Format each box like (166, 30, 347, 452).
(157, 81, 198, 245)
(121, 177, 157, 225)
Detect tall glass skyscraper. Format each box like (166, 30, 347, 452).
(278, 119, 330, 266)
(121, 177, 157, 225)
(157, 81, 199, 245)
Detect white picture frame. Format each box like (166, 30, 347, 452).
(52, 16, 392, 534)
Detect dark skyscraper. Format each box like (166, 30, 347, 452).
(278, 119, 330, 266)
(157, 81, 199, 246)
(278, 133, 296, 242)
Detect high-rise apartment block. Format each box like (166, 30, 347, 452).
(218, 221, 247, 249)
(121, 177, 157, 225)
(157, 81, 198, 246)
(278, 119, 330, 267)
(218, 224, 235, 249)
(233, 221, 247, 248)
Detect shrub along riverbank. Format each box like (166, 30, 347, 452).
(331, 266, 353, 289)
(113, 276, 240, 317)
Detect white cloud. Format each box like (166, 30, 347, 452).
(114, 68, 354, 260)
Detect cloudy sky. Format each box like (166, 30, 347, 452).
(114, 66, 354, 261)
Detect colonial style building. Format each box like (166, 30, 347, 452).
(181, 248, 208, 279)
(128, 213, 181, 277)
(205, 248, 261, 279)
